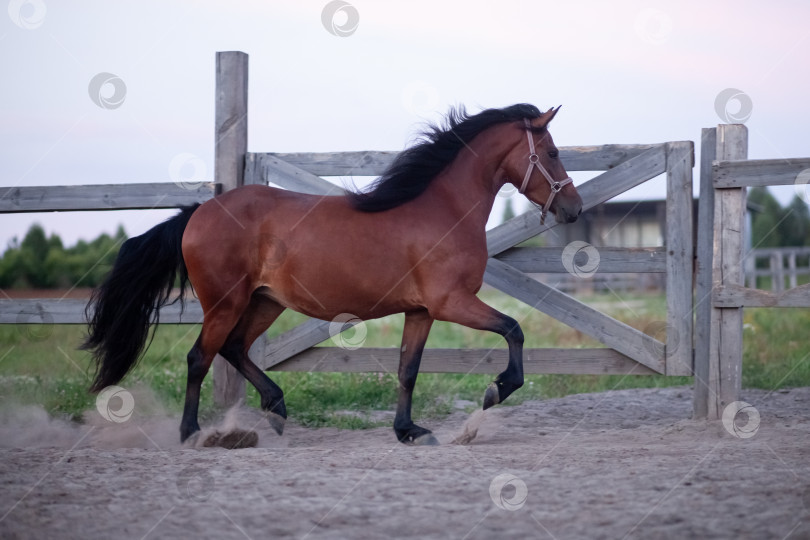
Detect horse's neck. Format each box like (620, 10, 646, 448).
(426, 126, 514, 226)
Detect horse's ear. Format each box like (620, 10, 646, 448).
(537, 105, 562, 129)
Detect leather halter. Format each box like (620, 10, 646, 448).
(519, 118, 573, 224)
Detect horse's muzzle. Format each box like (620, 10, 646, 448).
(554, 201, 582, 224)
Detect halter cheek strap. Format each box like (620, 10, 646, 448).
(519, 119, 574, 224)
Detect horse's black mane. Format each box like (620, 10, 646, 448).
(348, 103, 544, 212)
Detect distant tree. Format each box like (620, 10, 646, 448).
(748, 188, 784, 248)
(0, 224, 128, 289)
(781, 195, 810, 247)
(747, 187, 810, 256)
(19, 224, 52, 287)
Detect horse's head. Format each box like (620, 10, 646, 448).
(500, 106, 583, 224)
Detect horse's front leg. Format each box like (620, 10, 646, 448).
(393, 308, 438, 445)
(430, 292, 524, 409)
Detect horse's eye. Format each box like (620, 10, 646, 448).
(548, 150, 559, 159)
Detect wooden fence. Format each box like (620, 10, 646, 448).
(693, 124, 810, 419)
(1, 51, 698, 407)
(744, 247, 810, 291)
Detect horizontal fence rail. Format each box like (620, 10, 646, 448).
(495, 247, 667, 274)
(3, 299, 204, 325)
(265, 144, 663, 176)
(0, 183, 219, 213)
(268, 347, 659, 375)
(713, 157, 810, 188)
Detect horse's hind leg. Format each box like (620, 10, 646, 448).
(393, 309, 437, 445)
(218, 292, 287, 435)
(431, 292, 524, 409)
(181, 300, 247, 443)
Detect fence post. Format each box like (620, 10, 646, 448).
(693, 128, 717, 418)
(788, 251, 797, 289)
(769, 252, 781, 291)
(705, 124, 748, 419)
(664, 141, 694, 376)
(212, 51, 249, 406)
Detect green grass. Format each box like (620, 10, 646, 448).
(1, 291, 809, 428)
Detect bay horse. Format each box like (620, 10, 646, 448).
(83, 104, 582, 445)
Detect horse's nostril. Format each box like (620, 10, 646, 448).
(578, 208, 582, 216)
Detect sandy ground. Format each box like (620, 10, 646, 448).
(1, 385, 808, 540)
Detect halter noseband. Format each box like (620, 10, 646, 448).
(519, 118, 573, 224)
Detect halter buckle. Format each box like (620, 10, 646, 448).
(528, 153, 540, 164)
(551, 182, 562, 192)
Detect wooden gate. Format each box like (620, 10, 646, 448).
(245, 139, 695, 381)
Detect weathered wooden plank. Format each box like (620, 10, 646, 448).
(693, 127, 717, 419)
(269, 347, 658, 375)
(265, 144, 663, 177)
(246, 153, 346, 196)
(260, 317, 364, 370)
(486, 144, 669, 256)
(484, 258, 665, 373)
(0, 298, 204, 324)
(263, 151, 399, 177)
(713, 156, 810, 188)
(261, 318, 334, 370)
(665, 141, 695, 376)
(788, 251, 798, 289)
(558, 144, 664, 172)
(0, 183, 217, 213)
(495, 246, 667, 273)
(213, 50, 249, 406)
(713, 283, 810, 308)
(708, 124, 748, 419)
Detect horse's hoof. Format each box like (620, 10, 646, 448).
(181, 430, 201, 447)
(265, 411, 286, 436)
(180, 425, 201, 444)
(413, 433, 440, 446)
(483, 382, 500, 410)
(203, 429, 259, 449)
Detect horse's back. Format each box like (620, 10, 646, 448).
(182, 184, 421, 319)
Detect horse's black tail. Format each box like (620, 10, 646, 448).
(82, 204, 200, 393)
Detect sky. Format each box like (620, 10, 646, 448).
(1, 0, 809, 251)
